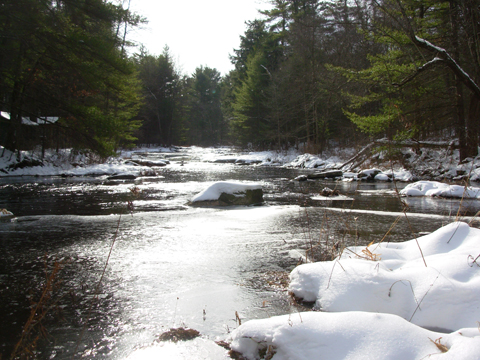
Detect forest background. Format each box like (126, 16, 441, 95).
(1, 0, 479, 162)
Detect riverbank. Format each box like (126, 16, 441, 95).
(229, 221, 480, 360)
(1, 143, 477, 182)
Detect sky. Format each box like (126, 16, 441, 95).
(126, 0, 271, 76)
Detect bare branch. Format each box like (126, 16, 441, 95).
(412, 36, 480, 99)
(392, 57, 443, 87)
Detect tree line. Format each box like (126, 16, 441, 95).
(1, 0, 479, 161)
(225, 0, 480, 160)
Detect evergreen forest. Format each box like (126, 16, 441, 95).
(1, 0, 479, 161)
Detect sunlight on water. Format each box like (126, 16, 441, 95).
(0, 146, 474, 359)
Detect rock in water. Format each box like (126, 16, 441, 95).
(320, 187, 339, 197)
(307, 170, 343, 179)
(190, 181, 264, 207)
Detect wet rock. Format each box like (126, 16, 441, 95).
(107, 174, 137, 180)
(295, 175, 308, 181)
(307, 170, 343, 179)
(6, 158, 44, 170)
(139, 168, 157, 177)
(126, 159, 168, 167)
(235, 159, 262, 165)
(212, 158, 237, 164)
(320, 187, 339, 197)
(357, 169, 382, 181)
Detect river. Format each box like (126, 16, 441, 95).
(0, 147, 476, 359)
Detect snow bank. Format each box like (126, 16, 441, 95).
(0, 146, 157, 177)
(289, 222, 480, 331)
(230, 311, 480, 360)
(230, 222, 480, 359)
(401, 181, 480, 199)
(286, 153, 342, 169)
(191, 181, 262, 202)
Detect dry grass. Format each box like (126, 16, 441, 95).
(429, 337, 449, 353)
(10, 256, 69, 360)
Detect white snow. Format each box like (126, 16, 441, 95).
(191, 181, 262, 202)
(401, 181, 480, 199)
(230, 221, 480, 359)
(230, 311, 480, 360)
(311, 195, 354, 201)
(0, 147, 164, 177)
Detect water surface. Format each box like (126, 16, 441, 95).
(0, 147, 476, 359)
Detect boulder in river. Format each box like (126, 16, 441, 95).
(190, 181, 264, 206)
(357, 169, 383, 181)
(295, 175, 308, 182)
(320, 187, 340, 197)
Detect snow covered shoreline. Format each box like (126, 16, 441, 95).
(229, 221, 480, 359)
(0, 145, 453, 181)
(2, 142, 479, 183)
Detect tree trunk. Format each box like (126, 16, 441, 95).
(466, 94, 480, 157)
(450, 1, 468, 160)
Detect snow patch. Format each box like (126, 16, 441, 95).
(401, 181, 480, 199)
(230, 221, 480, 359)
(230, 311, 480, 360)
(191, 181, 262, 202)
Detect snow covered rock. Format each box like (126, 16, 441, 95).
(0, 209, 14, 219)
(190, 181, 263, 206)
(400, 181, 480, 199)
(289, 222, 480, 331)
(358, 168, 383, 180)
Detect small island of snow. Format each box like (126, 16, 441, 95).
(191, 181, 264, 206)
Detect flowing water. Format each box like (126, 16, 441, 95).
(0, 147, 477, 359)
